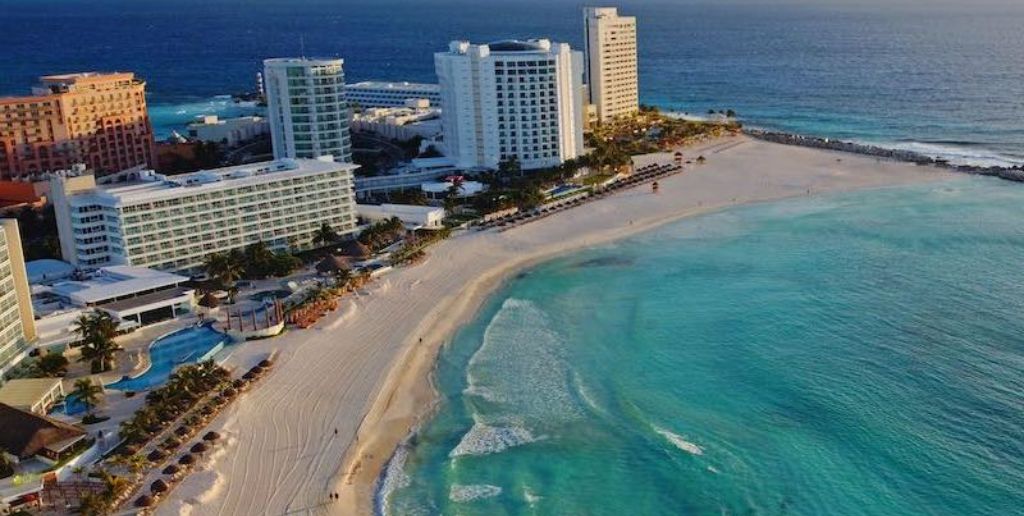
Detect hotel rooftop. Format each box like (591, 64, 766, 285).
(73, 156, 353, 206)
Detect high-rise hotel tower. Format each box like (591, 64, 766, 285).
(583, 7, 639, 122)
(435, 39, 585, 171)
(263, 58, 353, 163)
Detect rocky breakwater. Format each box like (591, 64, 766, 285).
(746, 130, 1024, 183)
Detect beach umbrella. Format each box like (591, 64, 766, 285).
(162, 464, 180, 475)
(250, 366, 264, 375)
(242, 372, 256, 380)
(147, 449, 166, 462)
(259, 359, 273, 368)
(233, 379, 246, 389)
(174, 426, 189, 436)
(222, 387, 237, 398)
(135, 495, 154, 507)
(150, 479, 169, 494)
(200, 405, 214, 415)
(190, 442, 208, 454)
(203, 431, 221, 442)
(178, 454, 195, 465)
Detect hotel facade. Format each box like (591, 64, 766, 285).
(263, 58, 353, 163)
(435, 39, 585, 171)
(583, 7, 640, 122)
(0, 72, 156, 180)
(50, 157, 359, 273)
(0, 220, 36, 376)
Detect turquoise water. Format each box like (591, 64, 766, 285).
(384, 178, 1024, 515)
(105, 325, 229, 392)
(148, 96, 263, 140)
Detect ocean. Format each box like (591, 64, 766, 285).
(383, 177, 1024, 515)
(1, 0, 1022, 165)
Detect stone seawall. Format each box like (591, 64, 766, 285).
(745, 130, 1024, 182)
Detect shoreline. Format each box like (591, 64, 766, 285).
(333, 135, 960, 515)
(745, 129, 1024, 179)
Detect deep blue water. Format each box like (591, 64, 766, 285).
(384, 177, 1024, 515)
(1, 0, 1022, 164)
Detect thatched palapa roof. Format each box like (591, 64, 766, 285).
(198, 292, 221, 308)
(316, 255, 350, 274)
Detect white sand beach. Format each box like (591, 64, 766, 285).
(159, 135, 956, 515)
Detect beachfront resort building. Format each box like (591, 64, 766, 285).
(0, 72, 156, 180)
(187, 115, 269, 147)
(583, 7, 639, 122)
(0, 220, 36, 376)
(263, 58, 353, 163)
(435, 39, 585, 171)
(345, 81, 442, 110)
(49, 157, 359, 273)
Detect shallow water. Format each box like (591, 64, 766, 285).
(385, 177, 1024, 515)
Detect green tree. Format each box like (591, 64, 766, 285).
(312, 222, 339, 247)
(72, 378, 103, 415)
(270, 251, 302, 277)
(204, 251, 245, 290)
(443, 177, 465, 215)
(498, 156, 522, 179)
(75, 312, 122, 373)
(0, 454, 13, 479)
(36, 352, 69, 377)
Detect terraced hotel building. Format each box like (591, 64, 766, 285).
(0, 72, 155, 180)
(50, 157, 359, 272)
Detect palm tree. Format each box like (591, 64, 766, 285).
(333, 267, 352, 290)
(76, 312, 122, 373)
(72, 378, 103, 415)
(204, 252, 245, 290)
(443, 180, 463, 215)
(312, 222, 339, 247)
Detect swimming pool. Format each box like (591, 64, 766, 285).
(51, 393, 88, 416)
(105, 325, 231, 392)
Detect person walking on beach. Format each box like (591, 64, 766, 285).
(334, 428, 338, 436)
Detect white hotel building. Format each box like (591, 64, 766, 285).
(50, 157, 359, 273)
(584, 7, 639, 122)
(435, 39, 585, 171)
(345, 81, 442, 110)
(263, 58, 353, 163)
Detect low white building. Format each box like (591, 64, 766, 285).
(346, 81, 442, 110)
(351, 104, 443, 142)
(39, 265, 194, 329)
(358, 203, 445, 230)
(187, 115, 269, 147)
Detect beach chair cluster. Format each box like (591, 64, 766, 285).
(287, 296, 340, 329)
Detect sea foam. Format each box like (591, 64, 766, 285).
(449, 484, 502, 502)
(450, 422, 540, 457)
(653, 425, 704, 456)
